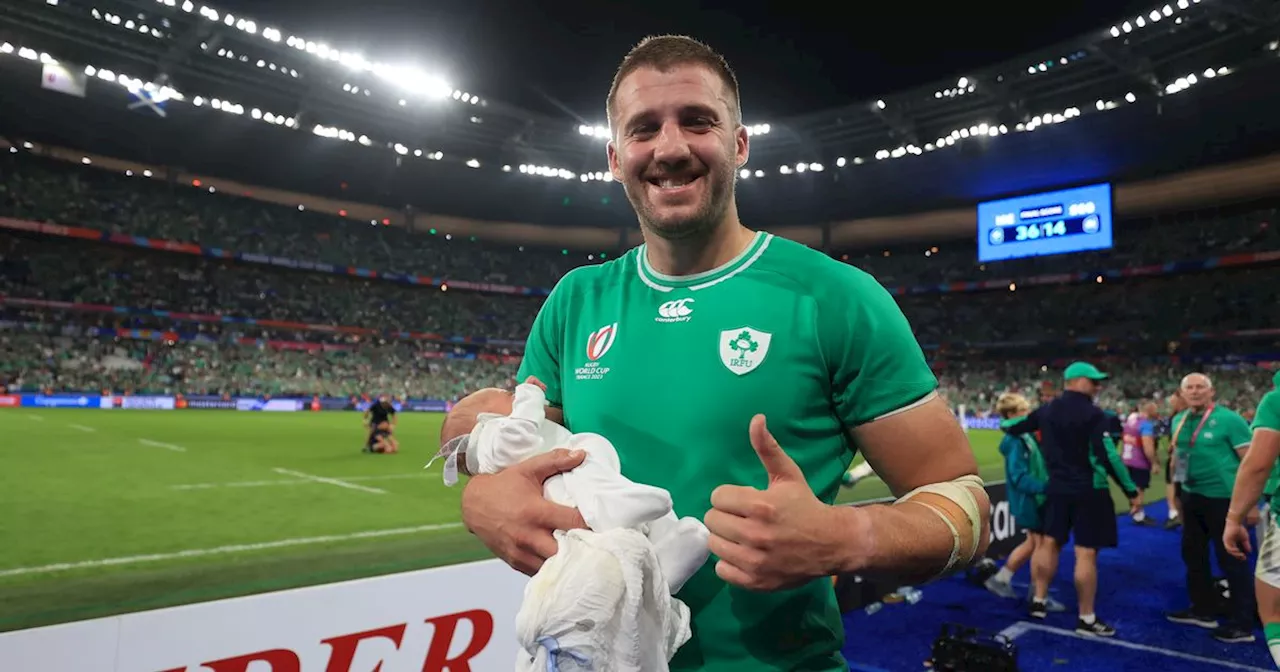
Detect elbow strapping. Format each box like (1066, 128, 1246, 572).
(897, 474, 990, 575)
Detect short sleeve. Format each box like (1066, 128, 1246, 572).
(1254, 392, 1280, 433)
(1224, 410, 1253, 448)
(1141, 420, 1154, 437)
(823, 266, 938, 426)
(1170, 411, 1188, 443)
(516, 276, 573, 407)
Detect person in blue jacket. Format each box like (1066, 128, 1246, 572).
(985, 392, 1065, 611)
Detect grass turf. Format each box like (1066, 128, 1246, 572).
(0, 410, 1157, 633)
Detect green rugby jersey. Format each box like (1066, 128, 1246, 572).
(517, 231, 939, 671)
(1254, 391, 1280, 507)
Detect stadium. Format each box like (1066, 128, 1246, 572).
(2, 0, 1280, 670)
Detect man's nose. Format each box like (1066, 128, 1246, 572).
(652, 123, 692, 165)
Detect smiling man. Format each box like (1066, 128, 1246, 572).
(458, 35, 989, 671)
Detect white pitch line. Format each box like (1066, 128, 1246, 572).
(273, 468, 387, 494)
(170, 473, 428, 491)
(139, 438, 186, 452)
(998, 621, 1272, 672)
(0, 522, 464, 578)
(25, 414, 43, 422)
(68, 424, 96, 433)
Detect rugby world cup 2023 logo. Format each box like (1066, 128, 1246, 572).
(576, 323, 617, 380)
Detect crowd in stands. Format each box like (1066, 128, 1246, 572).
(3, 151, 1278, 292)
(0, 233, 542, 341)
(0, 152, 583, 289)
(3, 229, 1273, 349)
(1, 151, 1278, 410)
(905, 266, 1276, 345)
(0, 325, 517, 400)
(936, 359, 1275, 419)
(845, 200, 1278, 287)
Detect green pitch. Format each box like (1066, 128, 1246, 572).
(0, 410, 1156, 633)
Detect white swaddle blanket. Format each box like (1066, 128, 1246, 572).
(468, 384, 676, 533)
(515, 527, 691, 672)
(431, 383, 708, 669)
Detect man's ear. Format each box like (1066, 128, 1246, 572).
(607, 141, 624, 183)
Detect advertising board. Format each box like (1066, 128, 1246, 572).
(0, 560, 527, 672)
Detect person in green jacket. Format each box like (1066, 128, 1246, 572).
(984, 392, 1064, 612)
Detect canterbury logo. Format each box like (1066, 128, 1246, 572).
(586, 323, 617, 361)
(656, 298, 694, 323)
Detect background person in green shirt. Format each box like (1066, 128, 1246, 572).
(1165, 372, 1257, 644)
(457, 34, 991, 672)
(1225, 370, 1280, 669)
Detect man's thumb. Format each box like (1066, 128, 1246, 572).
(750, 414, 803, 484)
(526, 448, 586, 480)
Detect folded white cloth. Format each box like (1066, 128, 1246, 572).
(515, 527, 692, 672)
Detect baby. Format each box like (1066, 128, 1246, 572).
(432, 378, 710, 670)
(432, 377, 710, 595)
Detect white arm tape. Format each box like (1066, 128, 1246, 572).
(896, 474, 986, 575)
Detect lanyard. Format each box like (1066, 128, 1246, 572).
(1172, 403, 1215, 449)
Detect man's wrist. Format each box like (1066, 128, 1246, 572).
(831, 504, 875, 575)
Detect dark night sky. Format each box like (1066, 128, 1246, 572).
(216, 0, 1152, 122)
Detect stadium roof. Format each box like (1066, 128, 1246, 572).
(2, 0, 1279, 235)
(204, 0, 1149, 120)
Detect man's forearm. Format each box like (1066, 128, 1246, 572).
(834, 490, 990, 585)
(1097, 435, 1138, 496)
(1227, 453, 1273, 523)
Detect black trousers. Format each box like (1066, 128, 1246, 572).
(1180, 492, 1255, 626)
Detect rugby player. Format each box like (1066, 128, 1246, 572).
(456, 35, 990, 671)
(1225, 371, 1280, 664)
(363, 394, 396, 453)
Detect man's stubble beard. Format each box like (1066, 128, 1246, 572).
(626, 163, 736, 242)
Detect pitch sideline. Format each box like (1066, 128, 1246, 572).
(272, 468, 387, 494)
(138, 438, 186, 452)
(169, 472, 429, 490)
(0, 522, 465, 578)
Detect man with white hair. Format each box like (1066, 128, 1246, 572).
(1166, 372, 1258, 644)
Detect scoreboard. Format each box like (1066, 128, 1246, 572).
(976, 182, 1113, 262)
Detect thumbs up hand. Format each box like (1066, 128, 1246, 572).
(704, 414, 857, 591)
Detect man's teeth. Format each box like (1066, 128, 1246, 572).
(656, 177, 696, 189)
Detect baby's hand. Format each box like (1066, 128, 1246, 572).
(524, 375, 547, 392)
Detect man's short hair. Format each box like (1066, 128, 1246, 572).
(606, 35, 742, 128)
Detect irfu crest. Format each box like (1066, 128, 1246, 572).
(719, 327, 772, 376)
